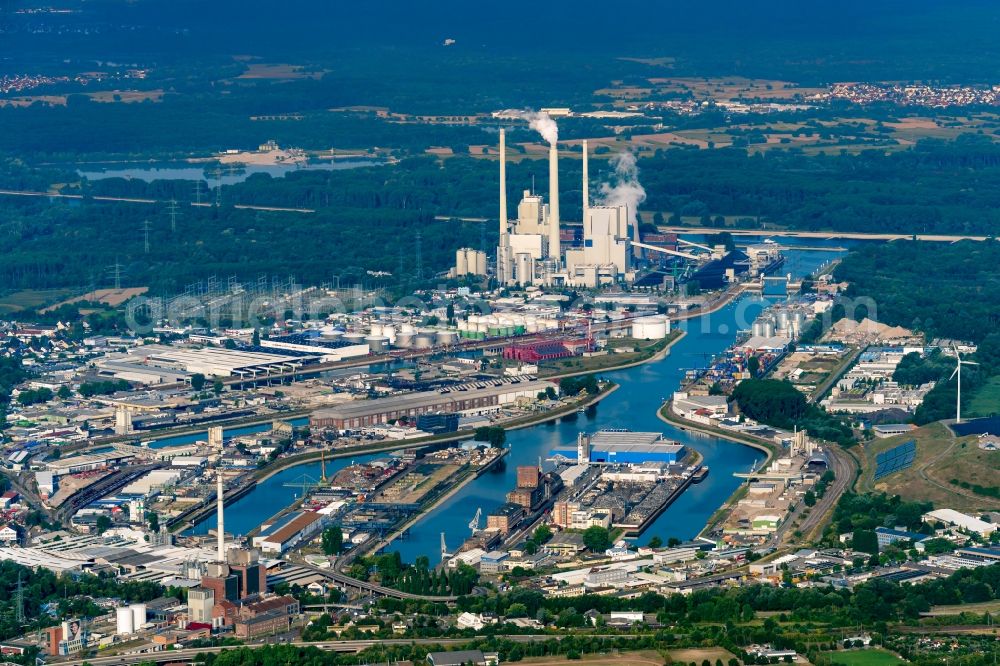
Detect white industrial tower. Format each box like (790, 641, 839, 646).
(547, 139, 560, 261)
(216, 474, 226, 562)
(496, 129, 513, 284)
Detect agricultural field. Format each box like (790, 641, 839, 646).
(856, 422, 1000, 512)
(0, 288, 78, 314)
(826, 649, 904, 666)
(520, 649, 736, 666)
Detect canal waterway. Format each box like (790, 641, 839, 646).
(189, 241, 846, 555)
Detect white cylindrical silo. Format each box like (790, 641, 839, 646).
(473, 251, 487, 276)
(456, 248, 469, 276)
(117, 607, 134, 635)
(131, 603, 147, 629)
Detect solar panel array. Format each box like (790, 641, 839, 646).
(874, 440, 916, 480)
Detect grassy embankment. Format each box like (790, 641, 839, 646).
(854, 421, 1000, 512)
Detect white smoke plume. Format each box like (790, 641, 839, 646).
(599, 151, 646, 224)
(498, 109, 558, 144)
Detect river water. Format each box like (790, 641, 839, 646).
(185, 239, 847, 554)
(77, 158, 385, 185)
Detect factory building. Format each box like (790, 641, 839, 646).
(563, 204, 633, 287)
(258, 332, 370, 362)
(252, 510, 326, 554)
(45, 451, 134, 478)
(554, 430, 686, 464)
(310, 378, 557, 429)
(103, 345, 323, 379)
(495, 125, 697, 288)
(233, 596, 300, 639)
(486, 502, 526, 534)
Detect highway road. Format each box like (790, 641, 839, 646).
(295, 562, 459, 601)
(0, 188, 314, 213)
(657, 225, 997, 243)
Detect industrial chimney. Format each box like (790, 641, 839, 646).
(216, 474, 225, 562)
(548, 141, 560, 262)
(497, 129, 512, 284)
(582, 139, 589, 215)
(499, 129, 508, 241)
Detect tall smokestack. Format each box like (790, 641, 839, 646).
(582, 139, 589, 217)
(499, 129, 508, 240)
(548, 141, 560, 262)
(216, 474, 225, 562)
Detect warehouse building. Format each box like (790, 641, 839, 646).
(923, 509, 997, 537)
(310, 378, 557, 429)
(552, 430, 686, 464)
(107, 345, 322, 379)
(252, 511, 326, 554)
(46, 451, 135, 477)
(259, 332, 370, 362)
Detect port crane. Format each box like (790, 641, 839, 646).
(469, 507, 482, 536)
(440, 532, 451, 563)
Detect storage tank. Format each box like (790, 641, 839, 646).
(474, 250, 487, 276)
(632, 315, 670, 340)
(381, 324, 396, 344)
(776, 310, 791, 331)
(413, 333, 434, 349)
(365, 336, 389, 353)
(343, 333, 366, 346)
(399, 323, 416, 335)
(436, 330, 458, 346)
(791, 311, 806, 334)
(116, 606, 134, 635)
(455, 248, 469, 276)
(760, 319, 775, 337)
(395, 332, 414, 348)
(131, 603, 147, 630)
(368, 323, 383, 338)
(752, 320, 766, 337)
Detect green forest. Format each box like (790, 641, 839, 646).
(834, 240, 1000, 422)
(730, 379, 855, 445)
(6, 131, 1000, 297)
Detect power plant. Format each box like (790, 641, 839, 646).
(493, 114, 703, 289)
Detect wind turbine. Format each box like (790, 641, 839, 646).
(950, 346, 979, 424)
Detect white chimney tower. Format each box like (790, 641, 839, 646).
(548, 141, 561, 262)
(582, 139, 589, 215)
(216, 474, 225, 562)
(497, 129, 512, 284)
(499, 129, 508, 241)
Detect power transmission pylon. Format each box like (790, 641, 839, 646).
(14, 571, 25, 625)
(167, 199, 180, 233)
(142, 220, 152, 254)
(415, 230, 423, 280)
(108, 257, 124, 289)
